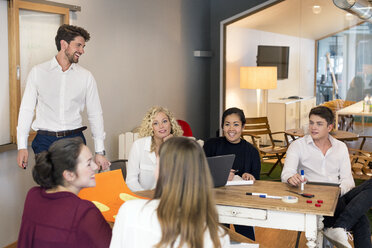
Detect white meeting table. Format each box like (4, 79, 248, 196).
(335, 100, 372, 132)
(137, 180, 340, 248)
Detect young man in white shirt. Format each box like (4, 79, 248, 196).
(16, 24, 110, 170)
(281, 106, 372, 248)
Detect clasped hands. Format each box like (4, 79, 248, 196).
(228, 169, 255, 181)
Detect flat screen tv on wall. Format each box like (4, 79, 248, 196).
(257, 45, 290, 79)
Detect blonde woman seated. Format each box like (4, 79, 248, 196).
(111, 137, 230, 248)
(126, 106, 183, 191)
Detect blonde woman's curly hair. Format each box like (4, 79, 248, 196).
(139, 106, 183, 140)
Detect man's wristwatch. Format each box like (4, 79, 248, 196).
(95, 150, 106, 156)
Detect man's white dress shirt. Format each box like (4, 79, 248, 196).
(17, 57, 105, 152)
(126, 136, 157, 192)
(281, 135, 354, 196)
(110, 199, 230, 248)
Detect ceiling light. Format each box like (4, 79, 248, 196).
(345, 13, 354, 20)
(312, 5, 322, 14)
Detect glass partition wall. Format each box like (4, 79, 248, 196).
(316, 22, 372, 105)
(223, 0, 371, 135)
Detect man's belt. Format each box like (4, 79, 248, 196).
(37, 126, 87, 138)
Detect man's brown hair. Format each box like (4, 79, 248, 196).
(55, 24, 90, 51)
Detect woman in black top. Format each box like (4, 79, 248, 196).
(204, 107, 261, 181)
(204, 107, 261, 241)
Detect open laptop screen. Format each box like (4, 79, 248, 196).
(207, 154, 235, 187)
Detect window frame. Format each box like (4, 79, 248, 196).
(4, 0, 69, 152)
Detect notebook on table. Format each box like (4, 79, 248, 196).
(207, 154, 235, 187)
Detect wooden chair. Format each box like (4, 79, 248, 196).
(118, 131, 140, 161)
(321, 99, 355, 131)
(348, 135, 372, 180)
(241, 117, 287, 177)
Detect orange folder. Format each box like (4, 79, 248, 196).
(79, 169, 149, 222)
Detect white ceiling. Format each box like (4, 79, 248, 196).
(230, 0, 365, 40)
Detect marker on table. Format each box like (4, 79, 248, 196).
(300, 170, 305, 191)
(246, 192, 267, 197)
(259, 195, 282, 199)
(246, 192, 282, 200)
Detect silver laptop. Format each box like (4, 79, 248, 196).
(207, 154, 235, 187)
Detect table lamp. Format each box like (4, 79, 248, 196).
(240, 66, 277, 117)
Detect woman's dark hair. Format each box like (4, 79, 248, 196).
(221, 107, 246, 128)
(55, 24, 90, 51)
(309, 106, 334, 125)
(32, 137, 84, 189)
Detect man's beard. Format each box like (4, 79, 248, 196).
(65, 50, 79, 64)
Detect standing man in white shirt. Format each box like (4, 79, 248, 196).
(16, 24, 110, 170)
(281, 106, 372, 248)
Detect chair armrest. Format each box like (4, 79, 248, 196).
(241, 132, 261, 149)
(359, 135, 372, 139)
(241, 132, 261, 139)
(350, 154, 372, 161)
(111, 159, 128, 163)
(271, 131, 286, 135)
(348, 148, 372, 156)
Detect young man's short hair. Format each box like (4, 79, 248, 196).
(55, 24, 90, 51)
(309, 106, 334, 125)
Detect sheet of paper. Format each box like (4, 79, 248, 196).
(78, 170, 148, 222)
(226, 180, 254, 186)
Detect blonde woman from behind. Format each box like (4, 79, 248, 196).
(111, 137, 229, 248)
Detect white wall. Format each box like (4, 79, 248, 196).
(0, 0, 210, 246)
(0, 1, 10, 145)
(225, 26, 315, 117)
(0, 149, 36, 247)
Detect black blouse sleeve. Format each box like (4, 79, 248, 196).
(246, 143, 261, 180)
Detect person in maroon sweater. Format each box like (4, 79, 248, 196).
(18, 137, 111, 248)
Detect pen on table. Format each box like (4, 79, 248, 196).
(300, 170, 305, 191)
(246, 192, 267, 197)
(259, 195, 282, 199)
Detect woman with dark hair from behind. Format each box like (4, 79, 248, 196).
(18, 137, 111, 248)
(110, 137, 229, 248)
(203, 107, 261, 241)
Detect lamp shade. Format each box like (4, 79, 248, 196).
(240, 66, 277, 89)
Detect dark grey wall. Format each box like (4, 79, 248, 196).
(180, 0, 211, 139)
(208, 0, 270, 137)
